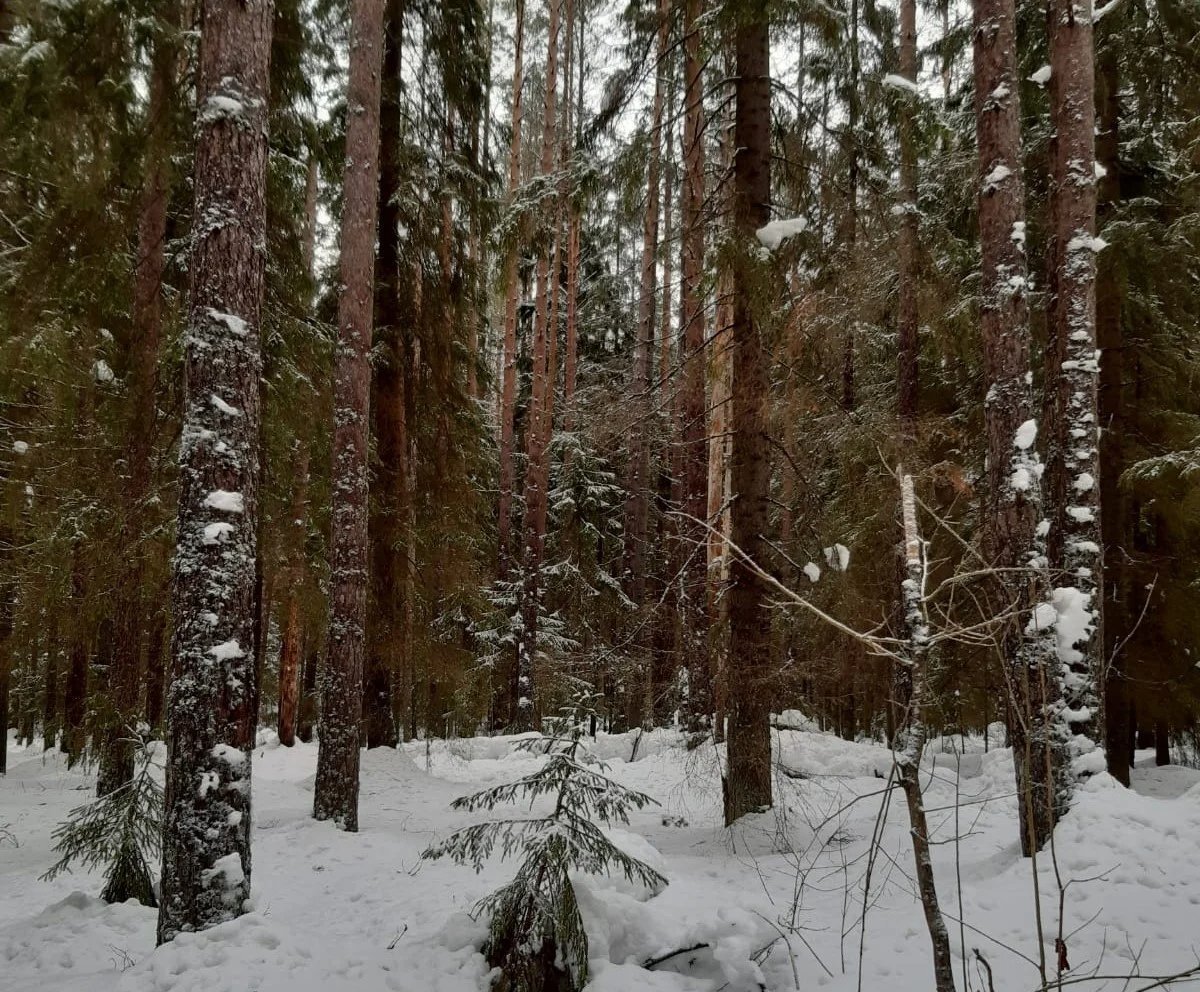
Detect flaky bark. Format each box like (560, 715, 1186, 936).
(723, 7, 773, 824)
(158, 0, 272, 944)
(1044, 0, 1102, 755)
(313, 0, 385, 831)
(972, 0, 1068, 856)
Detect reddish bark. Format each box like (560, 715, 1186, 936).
(158, 0, 272, 943)
(314, 0, 386, 831)
(723, 9, 773, 823)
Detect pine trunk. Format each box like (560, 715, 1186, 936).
(42, 607, 59, 750)
(157, 0, 272, 944)
(1095, 17, 1128, 786)
(98, 14, 175, 798)
(277, 449, 309, 747)
(897, 0, 918, 432)
(972, 0, 1068, 856)
(1044, 0, 1102, 755)
(679, 0, 710, 736)
(364, 0, 404, 752)
(515, 0, 560, 732)
(723, 8, 773, 824)
(496, 0, 526, 581)
(314, 0, 385, 830)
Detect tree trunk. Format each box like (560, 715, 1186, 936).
(97, 14, 175, 797)
(625, 0, 666, 729)
(1154, 719, 1169, 766)
(1044, 0, 1102, 757)
(364, 0, 404, 752)
(723, 6, 773, 824)
(157, 0, 272, 945)
(679, 0, 710, 737)
(1095, 15, 1128, 786)
(313, 0, 385, 831)
(277, 450, 309, 747)
(42, 607, 59, 750)
(63, 544, 90, 767)
(496, 0, 526, 582)
(144, 609, 167, 734)
(972, 0, 1067, 856)
(841, 0, 860, 411)
(893, 473, 958, 992)
(515, 0, 560, 732)
(897, 0, 918, 433)
(297, 635, 318, 743)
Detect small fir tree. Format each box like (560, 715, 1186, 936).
(423, 709, 666, 992)
(42, 727, 162, 907)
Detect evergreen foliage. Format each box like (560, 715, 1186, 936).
(41, 728, 162, 907)
(423, 708, 666, 991)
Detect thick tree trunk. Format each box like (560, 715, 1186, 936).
(1044, 0, 1102, 757)
(364, 0, 404, 752)
(972, 0, 1068, 856)
(496, 0, 526, 582)
(679, 0, 710, 736)
(157, 0, 272, 944)
(314, 0, 385, 830)
(98, 15, 175, 797)
(722, 7, 773, 824)
(515, 0, 560, 732)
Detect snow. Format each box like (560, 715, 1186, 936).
(93, 359, 114, 384)
(208, 640, 246, 661)
(882, 73, 919, 95)
(206, 309, 248, 338)
(202, 522, 236, 545)
(1093, 0, 1122, 20)
(982, 164, 1011, 191)
(12, 440, 28, 455)
(754, 217, 808, 251)
(1014, 418, 1038, 450)
(204, 490, 245, 514)
(802, 561, 821, 583)
(210, 394, 242, 417)
(1029, 65, 1052, 85)
(823, 543, 850, 572)
(5, 728, 1200, 992)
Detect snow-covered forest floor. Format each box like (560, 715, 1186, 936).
(2, 724, 1199, 992)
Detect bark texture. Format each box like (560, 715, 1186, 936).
(314, 0, 385, 831)
(972, 0, 1068, 856)
(723, 8, 773, 824)
(1044, 0, 1102, 757)
(158, 0, 272, 944)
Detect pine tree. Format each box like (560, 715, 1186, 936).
(314, 0, 386, 830)
(158, 0, 273, 941)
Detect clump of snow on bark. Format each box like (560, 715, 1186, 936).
(1029, 65, 1052, 85)
(204, 489, 244, 514)
(93, 360, 114, 384)
(1014, 419, 1038, 450)
(206, 308, 248, 337)
(755, 216, 808, 251)
(12, 440, 28, 454)
(823, 543, 850, 571)
(202, 522, 235, 545)
(803, 561, 821, 583)
(210, 394, 242, 417)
